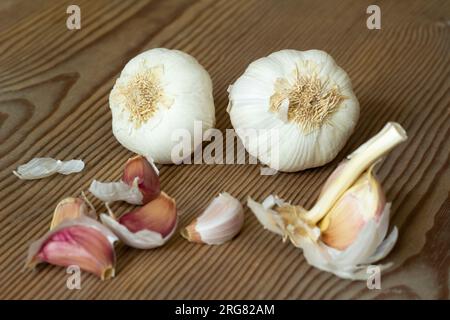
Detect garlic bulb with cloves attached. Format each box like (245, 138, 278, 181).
(247, 122, 407, 280)
(227, 49, 359, 172)
(110, 48, 216, 163)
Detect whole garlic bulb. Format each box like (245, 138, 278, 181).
(110, 48, 216, 163)
(227, 49, 359, 172)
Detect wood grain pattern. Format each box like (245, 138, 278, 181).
(0, 0, 448, 299)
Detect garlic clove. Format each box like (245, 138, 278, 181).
(181, 193, 244, 245)
(13, 158, 84, 180)
(89, 156, 160, 205)
(50, 195, 96, 230)
(319, 166, 385, 250)
(100, 192, 177, 249)
(27, 217, 118, 280)
(122, 155, 160, 204)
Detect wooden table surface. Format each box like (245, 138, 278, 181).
(0, 0, 448, 300)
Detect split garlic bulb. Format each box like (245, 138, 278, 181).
(110, 48, 216, 163)
(228, 49, 359, 172)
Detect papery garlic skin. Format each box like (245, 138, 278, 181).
(89, 155, 160, 205)
(228, 49, 359, 172)
(110, 48, 216, 164)
(13, 158, 84, 180)
(100, 192, 177, 249)
(89, 178, 143, 205)
(182, 193, 244, 245)
(27, 217, 118, 280)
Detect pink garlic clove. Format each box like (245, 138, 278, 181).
(27, 217, 118, 280)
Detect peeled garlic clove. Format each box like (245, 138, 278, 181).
(122, 155, 160, 203)
(13, 158, 84, 180)
(110, 48, 216, 164)
(228, 49, 359, 172)
(100, 192, 177, 249)
(50, 195, 96, 230)
(181, 193, 244, 245)
(319, 166, 385, 250)
(27, 217, 118, 280)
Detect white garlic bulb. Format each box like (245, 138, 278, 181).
(110, 48, 216, 163)
(227, 49, 359, 172)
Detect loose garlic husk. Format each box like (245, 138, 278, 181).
(100, 192, 177, 249)
(110, 48, 216, 163)
(27, 217, 118, 280)
(181, 193, 244, 245)
(13, 158, 84, 180)
(247, 122, 407, 280)
(89, 155, 160, 205)
(227, 49, 359, 172)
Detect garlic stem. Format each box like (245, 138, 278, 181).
(304, 122, 407, 224)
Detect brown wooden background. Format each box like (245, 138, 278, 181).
(0, 0, 448, 300)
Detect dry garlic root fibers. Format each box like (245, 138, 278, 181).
(228, 49, 359, 172)
(248, 122, 407, 280)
